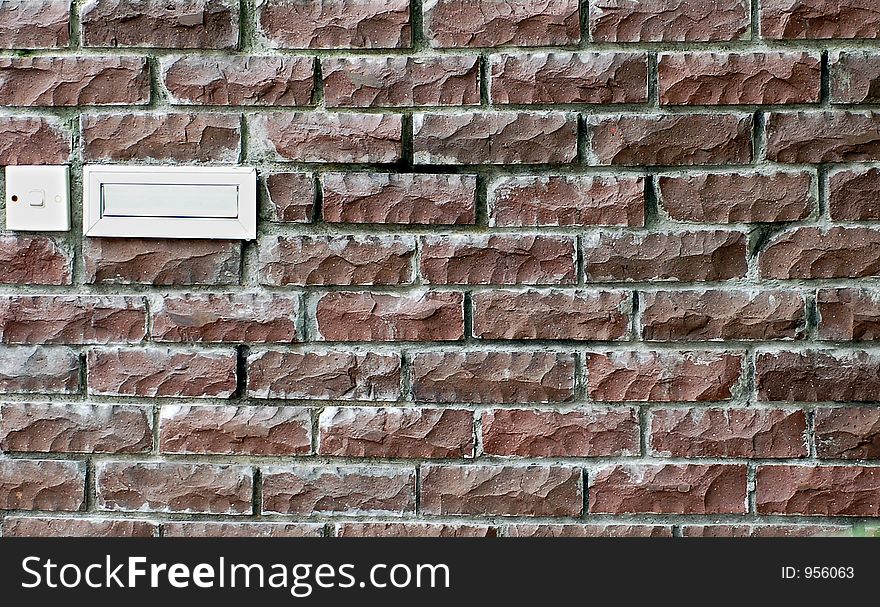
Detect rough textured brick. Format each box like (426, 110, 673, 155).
(82, 113, 240, 162)
(504, 524, 672, 537)
(761, 0, 880, 40)
(657, 171, 815, 223)
(591, 464, 747, 514)
(815, 408, 880, 460)
(162, 522, 323, 538)
(583, 231, 748, 282)
(424, 0, 580, 48)
(248, 350, 401, 401)
(83, 239, 240, 286)
(0, 116, 70, 164)
(818, 288, 880, 341)
(0, 236, 71, 286)
(587, 114, 753, 166)
(413, 112, 577, 165)
(2, 518, 156, 537)
(160, 405, 311, 456)
(264, 172, 315, 223)
(0, 346, 79, 395)
(150, 293, 299, 343)
(97, 462, 252, 515)
(0, 57, 149, 106)
(82, 0, 239, 49)
(682, 525, 846, 537)
(87, 347, 237, 398)
(641, 290, 806, 341)
(482, 407, 639, 457)
(0, 0, 70, 49)
(163, 56, 314, 106)
(756, 350, 880, 402)
(323, 173, 476, 225)
(0, 460, 85, 511)
(587, 351, 742, 402)
(650, 408, 808, 458)
(591, 0, 750, 42)
(757, 466, 880, 516)
(659, 53, 821, 105)
(259, 0, 411, 49)
(0, 403, 152, 454)
(262, 467, 415, 515)
(472, 289, 631, 340)
(420, 235, 576, 285)
(420, 464, 582, 516)
(318, 406, 474, 458)
(828, 167, 880, 220)
(315, 291, 464, 341)
(489, 175, 645, 227)
(830, 51, 880, 103)
(765, 112, 880, 163)
(252, 112, 402, 163)
(0, 296, 146, 344)
(491, 52, 648, 104)
(335, 523, 494, 537)
(412, 351, 575, 404)
(259, 235, 415, 286)
(323, 56, 479, 107)
(758, 227, 880, 279)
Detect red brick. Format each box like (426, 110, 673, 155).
(583, 231, 748, 282)
(472, 289, 631, 340)
(2, 517, 156, 537)
(491, 52, 648, 104)
(830, 51, 880, 103)
(335, 523, 494, 537)
(264, 173, 315, 223)
(323, 173, 476, 225)
(759, 227, 880, 279)
(318, 406, 474, 458)
(83, 238, 240, 286)
(420, 235, 576, 285)
(82, 113, 240, 163)
(163, 56, 314, 106)
(262, 466, 415, 515)
(505, 524, 672, 537)
(424, 0, 580, 48)
(323, 56, 479, 107)
(761, 0, 880, 40)
(659, 52, 821, 105)
(0, 346, 79, 395)
(489, 175, 644, 227)
(162, 522, 323, 538)
(413, 112, 578, 165)
(817, 288, 880, 341)
(0, 117, 70, 164)
(482, 407, 639, 457)
(420, 464, 582, 516)
(97, 462, 253, 515)
(82, 0, 239, 49)
(247, 350, 401, 401)
(828, 167, 880, 220)
(259, 235, 415, 286)
(0, 236, 71, 286)
(160, 405, 311, 456)
(315, 291, 464, 341)
(641, 290, 806, 341)
(0, 296, 146, 344)
(412, 351, 575, 403)
(591, 0, 750, 42)
(590, 464, 747, 514)
(252, 112, 402, 163)
(650, 408, 808, 458)
(815, 408, 880, 460)
(87, 347, 237, 398)
(587, 114, 753, 166)
(259, 0, 410, 49)
(587, 351, 743, 402)
(150, 293, 299, 343)
(0, 403, 152, 454)
(0, 57, 149, 106)
(756, 350, 880, 402)
(681, 525, 846, 537)
(765, 112, 880, 163)
(0, 0, 70, 49)
(0, 459, 85, 511)
(658, 171, 815, 223)
(757, 465, 880, 516)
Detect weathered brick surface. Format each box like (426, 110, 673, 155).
(761, 0, 880, 40)
(756, 350, 880, 402)
(2, 517, 157, 538)
(765, 111, 880, 163)
(0, 117, 70, 164)
(830, 52, 880, 104)
(0, 236, 71, 286)
(591, 0, 750, 42)
(0, 0, 70, 49)
(335, 523, 494, 537)
(162, 522, 323, 538)
(681, 525, 846, 537)
(815, 408, 880, 460)
(758, 228, 880, 279)
(0, 346, 79, 395)
(828, 167, 880, 220)
(504, 524, 672, 537)
(0, 459, 85, 511)
(756, 466, 880, 516)
(0, 296, 146, 344)
(265, 173, 315, 223)
(817, 288, 880, 340)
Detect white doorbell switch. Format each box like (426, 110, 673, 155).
(5, 165, 70, 231)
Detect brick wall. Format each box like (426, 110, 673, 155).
(0, 0, 879, 538)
